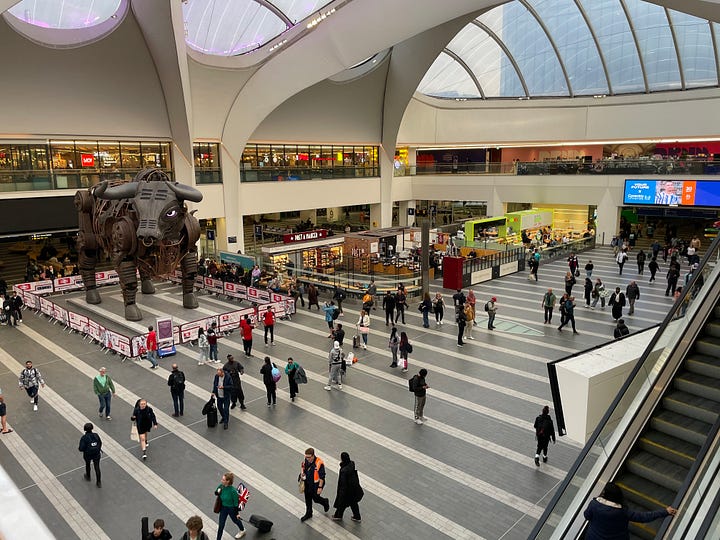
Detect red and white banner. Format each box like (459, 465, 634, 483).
(52, 305, 69, 326)
(218, 309, 248, 333)
(95, 270, 120, 286)
(68, 311, 89, 333)
(15, 280, 54, 294)
(87, 319, 105, 343)
(203, 277, 224, 294)
(39, 296, 54, 316)
(54, 275, 84, 292)
(179, 318, 211, 343)
(247, 287, 270, 303)
(105, 330, 131, 356)
(223, 282, 247, 299)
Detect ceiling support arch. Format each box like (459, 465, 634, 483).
(665, 8, 686, 89)
(443, 48, 486, 98)
(620, 0, 650, 93)
(710, 22, 720, 85)
(253, 0, 292, 26)
(518, 0, 573, 97)
(472, 20, 530, 97)
(573, 0, 613, 95)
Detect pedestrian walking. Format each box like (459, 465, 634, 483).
(214, 472, 246, 539)
(366, 279, 377, 310)
(542, 288, 557, 324)
(614, 319, 630, 339)
(197, 327, 209, 365)
(307, 283, 320, 310)
(332, 286, 346, 314)
(146, 326, 159, 369)
(564, 271, 576, 296)
(331, 452, 364, 523)
(649, 257, 659, 282)
(399, 331, 412, 373)
(636, 249, 646, 274)
(533, 405, 556, 466)
(93, 367, 116, 421)
(18, 360, 45, 412)
(433, 292, 445, 325)
(167, 363, 186, 417)
(323, 301, 338, 334)
(583, 277, 593, 307)
(666, 262, 680, 296)
(410, 368, 429, 424)
(325, 341, 344, 390)
(239, 315, 254, 357)
(418, 293, 431, 328)
(485, 296, 498, 330)
(260, 356, 278, 407)
(262, 306, 276, 346)
(331, 323, 345, 347)
(583, 482, 677, 540)
(626, 281, 640, 315)
(585, 260, 594, 278)
(388, 326, 399, 367)
(456, 304, 466, 347)
(180, 515, 209, 540)
(452, 289, 466, 321)
(382, 291, 396, 326)
(285, 357, 301, 402)
(616, 249, 628, 275)
(356, 309, 370, 350)
(212, 368, 233, 429)
(145, 518, 172, 539)
(299, 448, 330, 522)
(591, 278, 607, 309)
(131, 399, 158, 460)
(78, 422, 102, 487)
(557, 296, 578, 334)
(0, 387, 11, 434)
(567, 252, 579, 276)
(528, 255, 539, 281)
(609, 287, 626, 321)
(463, 302, 475, 340)
(394, 288, 407, 324)
(466, 290, 477, 325)
(223, 355, 246, 411)
(207, 322, 219, 363)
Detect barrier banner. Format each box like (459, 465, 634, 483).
(39, 296, 54, 316)
(195, 275, 204, 288)
(87, 319, 105, 342)
(270, 292, 296, 315)
(52, 305, 69, 326)
(68, 311, 89, 332)
(131, 335, 147, 357)
(54, 276, 82, 292)
(203, 277, 224, 294)
(246, 287, 270, 303)
(105, 330, 131, 356)
(95, 270, 120, 286)
(223, 282, 247, 300)
(15, 280, 54, 294)
(218, 309, 249, 332)
(19, 290, 39, 310)
(179, 318, 213, 343)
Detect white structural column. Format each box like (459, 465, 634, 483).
(221, 145, 244, 253)
(597, 188, 620, 246)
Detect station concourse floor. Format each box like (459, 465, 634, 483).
(0, 245, 672, 540)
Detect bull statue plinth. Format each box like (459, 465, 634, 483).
(75, 168, 203, 321)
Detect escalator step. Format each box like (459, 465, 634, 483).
(652, 409, 712, 446)
(638, 429, 699, 467)
(663, 389, 720, 425)
(625, 450, 689, 491)
(615, 472, 677, 508)
(704, 321, 720, 339)
(686, 354, 720, 379)
(674, 371, 720, 402)
(694, 336, 720, 359)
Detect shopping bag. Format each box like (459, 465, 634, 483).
(130, 424, 139, 442)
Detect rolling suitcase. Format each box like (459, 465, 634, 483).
(248, 514, 273, 533)
(353, 334, 360, 349)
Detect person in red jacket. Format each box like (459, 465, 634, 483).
(263, 306, 275, 346)
(146, 326, 159, 369)
(239, 315, 254, 357)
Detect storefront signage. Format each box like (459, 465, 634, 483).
(624, 179, 720, 207)
(81, 153, 95, 167)
(283, 229, 328, 244)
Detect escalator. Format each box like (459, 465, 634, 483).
(614, 304, 720, 539)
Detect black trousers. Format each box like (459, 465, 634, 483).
(289, 377, 299, 399)
(242, 339, 252, 356)
(333, 502, 361, 519)
(457, 323, 465, 345)
(544, 306, 553, 323)
(536, 436, 550, 456)
(230, 385, 245, 407)
(84, 455, 101, 481)
(385, 309, 394, 325)
(558, 314, 576, 332)
(304, 486, 329, 516)
(395, 305, 405, 324)
(171, 389, 184, 415)
(264, 325, 274, 344)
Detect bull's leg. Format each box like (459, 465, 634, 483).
(118, 259, 142, 321)
(139, 266, 155, 295)
(79, 248, 101, 305)
(181, 247, 199, 309)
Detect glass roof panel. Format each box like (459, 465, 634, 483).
(528, 0, 608, 96)
(270, 0, 334, 23)
(577, 0, 645, 94)
(183, 0, 287, 56)
(417, 52, 482, 99)
(447, 23, 525, 97)
(477, 2, 568, 97)
(624, 0, 681, 91)
(668, 10, 718, 88)
(7, 0, 121, 29)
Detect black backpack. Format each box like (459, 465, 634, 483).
(331, 308, 340, 320)
(172, 371, 186, 391)
(408, 375, 417, 392)
(484, 302, 490, 312)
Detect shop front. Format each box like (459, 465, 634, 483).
(262, 231, 344, 277)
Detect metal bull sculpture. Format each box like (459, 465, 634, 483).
(74, 168, 203, 321)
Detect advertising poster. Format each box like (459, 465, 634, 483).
(15, 280, 54, 294)
(95, 270, 120, 286)
(624, 179, 720, 207)
(203, 277, 224, 294)
(54, 275, 84, 292)
(180, 319, 206, 343)
(156, 316, 175, 354)
(224, 282, 247, 300)
(106, 331, 132, 356)
(248, 287, 270, 302)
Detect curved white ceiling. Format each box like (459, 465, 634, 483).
(417, 0, 720, 99)
(7, 0, 122, 28)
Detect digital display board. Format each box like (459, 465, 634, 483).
(624, 179, 720, 207)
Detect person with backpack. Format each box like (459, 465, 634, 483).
(325, 341, 344, 391)
(259, 356, 278, 407)
(362, 291, 374, 312)
(388, 326, 400, 368)
(79, 422, 102, 487)
(223, 355, 246, 411)
(18, 360, 45, 412)
(616, 249, 628, 275)
(541, 288, 557, 324)
(323, 301, 338, 335)
(410, 368, 429, 425)
(584, 260, 594, 279)
(485, 296, 498, 330)
(533, 405, 556, 466)
(332, 286, 346, 314)
(166, 364, 186, 418)
(609, 287, 626, 321)
(614, 319, 630, 339)
(93, 367, 116, 421)
(398, 331, 412, 373)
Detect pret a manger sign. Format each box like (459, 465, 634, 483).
(283, 229, 328, 244)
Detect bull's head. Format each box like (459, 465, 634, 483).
(93, 169, 202, 246)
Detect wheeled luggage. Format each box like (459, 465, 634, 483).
(206, 407, 218, 427)
(248, 514, 273, 533)
(353, 334, 360, 349)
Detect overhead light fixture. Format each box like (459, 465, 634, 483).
(593, 94, 607, 99)
(306, 7, 336, 29)
(268, 39, 287, 52)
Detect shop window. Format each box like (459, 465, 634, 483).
(193, 142, 221, 184)
(296, 145, 309, 166)
(241, 144, 259, 168)
(141, 142, 162, 168)
(120, 142, 141, 169)
(158, 143, 171, 170)
(98, 143, 120, 169)
(309, 146, 322, 169)
(74, 142, 98, 170)
(257, 144, 271, 167)
(50, 142, 77, 169)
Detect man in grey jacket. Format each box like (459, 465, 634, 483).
(324, 341, 344, 391)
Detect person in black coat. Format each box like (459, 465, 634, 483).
(260, 356, 277, 407)
(609, 287, 626, 321)
(382, 291, 396, 326)
(583, 278, 593, 307)
(331, 452, 364, 522)
(78, 422, 102, 487)
(533, 405, 556, 466)
(131, 399, 158, 460)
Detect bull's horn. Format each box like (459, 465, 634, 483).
(167, 182, 203, 203)
(94, 181, 139, 200)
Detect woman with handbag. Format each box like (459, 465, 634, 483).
(399, 331, 412, 373)
(356, 309, 370, 350)
(388, 326, 399, 368)
(214, 472, 246, 539)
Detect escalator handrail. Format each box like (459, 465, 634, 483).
(529, 234, 720, 539)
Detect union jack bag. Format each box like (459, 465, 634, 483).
(237, 482, 250, 511)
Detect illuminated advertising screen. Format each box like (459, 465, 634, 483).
(624, 179, 720, 207)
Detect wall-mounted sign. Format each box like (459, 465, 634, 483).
(80, 153, 95, 167)
(283, 229, 328, 244)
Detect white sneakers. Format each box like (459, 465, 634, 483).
(324, 386, 332, 391)
(362, 344, 367, 350)
(235, 532, 246, 539)
(337, 384, 343, 390)
(414, 418, 423, 425)
(33, 404, 38, 412)
(325, 384, 343, 390)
